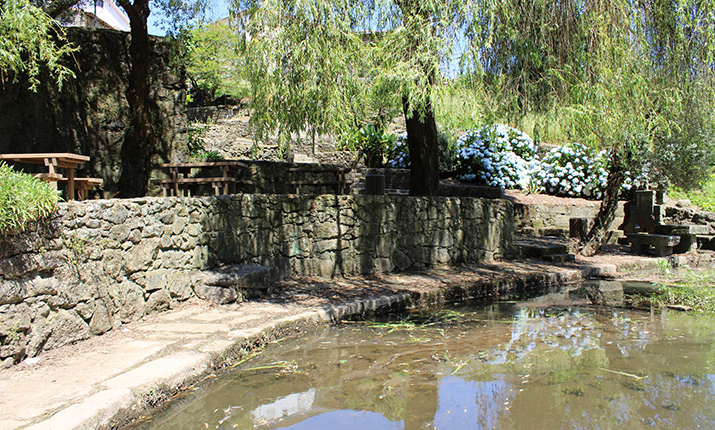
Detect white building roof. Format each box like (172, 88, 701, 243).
(80, 0, 130, 32)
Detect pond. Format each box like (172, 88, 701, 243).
(139, 282, 715, 429)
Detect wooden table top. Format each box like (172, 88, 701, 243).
(1, 153, 90, 166)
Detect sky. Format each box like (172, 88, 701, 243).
(147, 1, 230, 36)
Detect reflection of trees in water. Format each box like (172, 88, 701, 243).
(148, 306, 715, 430)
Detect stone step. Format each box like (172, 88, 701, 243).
(293, 153, 318, 164)
(194, 265, 280, 305)
(519, 243, 569, 258)
(541, 253, 576, 263)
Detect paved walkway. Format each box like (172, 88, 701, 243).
(0, 256, 659, 430)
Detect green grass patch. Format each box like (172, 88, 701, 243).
(652, 270, 715, 313)
(668, 174, 715, 212)
(0, 161, 59, 236)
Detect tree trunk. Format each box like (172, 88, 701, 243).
(579, 152, 625, 256)
(116, 0, 155, 198)
(403, 97, 440, 196)
(395, 0, 440, 197)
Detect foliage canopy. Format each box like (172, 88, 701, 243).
(0, 0, 77, 91)
(185, 21, 248, 102)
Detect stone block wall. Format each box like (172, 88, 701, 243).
(513, 201, 626, 236)
(0, 195, 514, 364)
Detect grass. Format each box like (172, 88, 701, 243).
(651, 270, 715, 313)
(0, 161, 60, 236)
(433, 82, 573, 145)
(668, 174, 715, 212)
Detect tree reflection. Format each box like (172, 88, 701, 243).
(146, 300, 715, 430)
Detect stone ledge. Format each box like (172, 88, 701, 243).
(194, 265, 280, 305)
(626, 233, 681, 257)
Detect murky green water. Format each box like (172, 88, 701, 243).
(143, 283, 715, 429)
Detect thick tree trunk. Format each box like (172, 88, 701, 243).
(116, 0, 155, 198)
(579, 152, 625, 256)
(403, 97, 440, 196)
(395, 0, 440, 197)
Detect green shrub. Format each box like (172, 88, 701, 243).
(345, 124, 396, 168)
(669, 174, 715, 212)
(0, 162, 59, 236)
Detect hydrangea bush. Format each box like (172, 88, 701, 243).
(386, 133, 410, 168)
(535, 143, 608, 198)
(383, 123, 639, 200)
(536, 143, 639, 198)
(455, 124, 538, 189)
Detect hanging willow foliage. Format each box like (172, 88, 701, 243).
(0, 0, 77, 91)
(231, 0, 715, 202)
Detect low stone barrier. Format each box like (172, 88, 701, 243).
(0, 194, 514, 364)
(514, 200, 625, 238)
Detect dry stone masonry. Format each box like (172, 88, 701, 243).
(0, 194, 514, 365)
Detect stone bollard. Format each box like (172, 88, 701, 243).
(570, 217, 589, 239)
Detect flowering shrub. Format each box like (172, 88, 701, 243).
(535, 143, 608, 198)
(455, 124, 538, 189)
(536, 143, 641, 198)
(386, 133, 410, 168)
(383, 123, 639, 200)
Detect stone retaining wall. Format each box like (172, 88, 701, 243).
(514, 200, 626, 237)
(0, 194, 514, 365)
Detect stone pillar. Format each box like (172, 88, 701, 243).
(570, 218, 588, 239)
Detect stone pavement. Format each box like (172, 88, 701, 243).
(0, 257, 659, 430)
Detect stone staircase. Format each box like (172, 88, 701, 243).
(515, 236, 576, 263)
(193, 264, 280, 304)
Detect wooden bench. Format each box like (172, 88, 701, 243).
(151, 161, 251, 197)
(34, 172, 65, 182)
(68, 177, 103, 200)
(151, 177, 252, 197)
(287, 166, 353, 195)
(35, 174, 103, 200)
(625, 233, 681, 257)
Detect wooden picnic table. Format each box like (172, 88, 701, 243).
(286, 165, 353, 195)
(152, 160, 252, 197)
(0, 152, 98, 200)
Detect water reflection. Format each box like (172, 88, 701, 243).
(144, 283, 715, 430)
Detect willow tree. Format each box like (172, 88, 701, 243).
(0, 0, 76, 90)
(572, 1, 715, 255)
(234, 0, 478, 196)
(465, 0, 715, 255)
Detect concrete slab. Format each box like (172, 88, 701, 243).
(103, 353, 207, 391)
(0, 340, 165, 425)
(198, 340, 236, 354)
(23, 389, 134, 430)
(134, 323, 230, 333)
(159, 308, 205, 321)
(190, 310, 237, 322)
